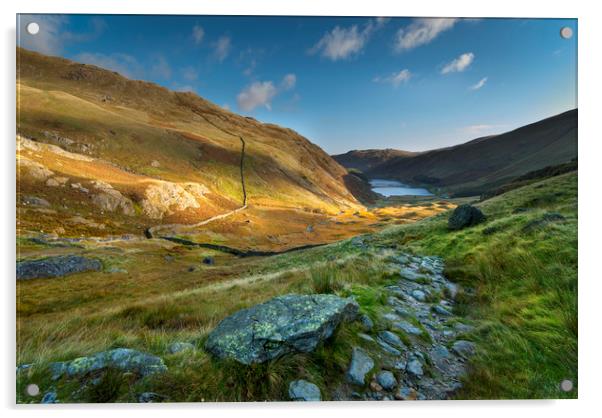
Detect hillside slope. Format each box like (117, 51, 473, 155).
(337, 110, 577, 196)
(17, 48, 364, 239)
(332, 149, 417, 173)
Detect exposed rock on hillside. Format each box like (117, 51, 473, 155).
(17, 255, 102, 280)
(448, 204, 486, 230)
(205, 294, 359, 364)
(141, 181, 209, 219)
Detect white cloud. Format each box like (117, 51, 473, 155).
(373, 69, 412, 88)
(192, 25, 204, 44)
(441, 52, 474, 74)
(236, 73, 297, 112)
(309, 18, 386, 61)
(470, 77, 488, 90)
(281, 74, 297, 90)
(394, 18, 457, 52)
(73, 52, 142, 78)
(150, 55, 172, 79)
(237, 81, 278, 111)
(213, 36, 231, 62)
(462, 123, 506, 135)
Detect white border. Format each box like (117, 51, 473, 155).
(2, 1, 600, 417)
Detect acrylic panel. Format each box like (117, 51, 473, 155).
(16, 14, 577, 403)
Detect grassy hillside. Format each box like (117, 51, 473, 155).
(17, 48, 366, 241)
(337, 110, 577, 197)
(17, 171, 577, 401)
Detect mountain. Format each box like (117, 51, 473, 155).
(335, 110, 577, 196)
(16, 48, 367, 242)
(332, 149, 417, 173)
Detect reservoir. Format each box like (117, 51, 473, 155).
(369, 179, 434, 197)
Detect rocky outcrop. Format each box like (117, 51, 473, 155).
(49, 348, 167, 380)
(90, 180, 135, 216)
(16, 255, 102, 280)
(448, 204, 486, 230)
(204, 294, 359, 364)
(141, 181, 209, 219)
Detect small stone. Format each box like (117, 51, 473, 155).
(41, 391, 58, 404)
(395, 387, 417, 400)
(455, 323, 474, 333)
(357, 333, 375, 343)
(393, 360, 407, 371)
(202, 257, 214, 265)
(347, 347, 374, 386)
(376, 339, 402, 356)
(452, 340, 476, 358)
(378, 331, 405, 349)
(138, 392, 165, 403)
(382, 312, 401, 322)
(376, 371, 397, 391)
(23, 196, 50, 207)
(369, 381, 383, 392)
(392, 320, 422, 336)
(187, 266, 196, 272)
(411, 289, 427, 302)
(406, 359, 424, 377)
(399, 267, 425, 281)
(359, 314, 374, 331)
(288, 379, 321, 401)
(432, 305, 452, 316)
(167, 342, 195, 354)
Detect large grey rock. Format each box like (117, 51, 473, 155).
(376, 371, 397, 391)
(49, 348, 167, 380)
(17, 255, 101, 280)
(346, 347, 374, 385)
(204, 294, 359, 364)
(411, 289, 427, 302)
(288, 379, 321, 401)
(452, 340, 476, 358)
(448, 204, 486, 230)
(406, 359, 424, 377)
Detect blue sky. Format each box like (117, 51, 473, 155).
(18, 15, 577, 154)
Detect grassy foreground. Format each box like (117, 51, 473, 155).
(16, 172, 577, 401)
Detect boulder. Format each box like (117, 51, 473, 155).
(392, 320, 422, 336)
(406, 359, 424, 377)
(49, 348, 167, 380)
(288, 379, 321, 401)
(448, 204, 486, 230)
(378, 331, 405, 349)
(346, 347, 374, 385)
(17, 255, 102, 280)
(204, 294, 359, 364)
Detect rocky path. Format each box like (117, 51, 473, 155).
(335, 252, 475, 401)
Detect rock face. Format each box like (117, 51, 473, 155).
(16, 255, 102, 280)
(141, 181, 209, 219)
(288, 379, 321, 401)
(448, 204, 486, 230)
(346, 347, 374, 385)
(204, 294, 359, 364)
(49, 348, 167, 380)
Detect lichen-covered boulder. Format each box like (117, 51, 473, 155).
(448, 204, 486, 230)
(288, 379, 321, 401)
(17, 255, 101, 280)
(49, 348, 167, 380)
(204, 294, 359, 364)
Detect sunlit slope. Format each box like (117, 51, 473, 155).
(17, 48, 362, 235)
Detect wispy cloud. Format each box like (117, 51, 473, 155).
(394, 18, 457, 52)
(73, 52, 143, 79)
(213, 36, 231, 62)
(462, 123, 506, 135)
(441, 52, 474, 74)
(150, 55, 172, 79)
(281, 74, 297, 90)
(470, 77, 488, 90)
(373, 69, 412, 88)
(237, 74, 297, 112)
(192, 25, 204, 44)
(309, 18, 387, 61)
(18, 15, 106, 55)
(181, 66, 198, 81)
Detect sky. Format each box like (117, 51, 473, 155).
(17, 15, 577, 154)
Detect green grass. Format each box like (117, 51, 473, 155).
(378, 172, 578, 398)
(16, 172, 577, 402)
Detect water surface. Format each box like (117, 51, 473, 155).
(369, 179, 433, 197)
